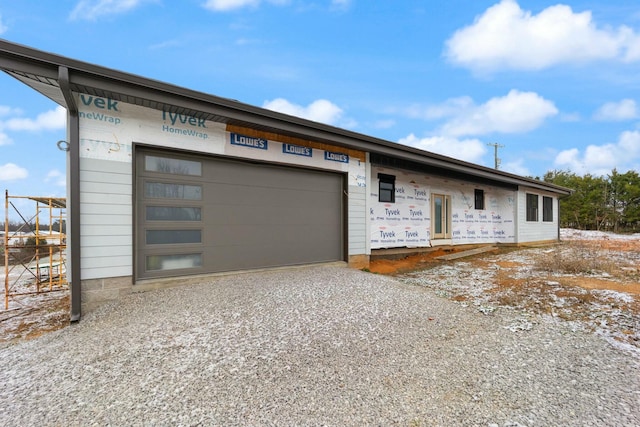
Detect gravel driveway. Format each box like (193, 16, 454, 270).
(1, 265, 638, 426)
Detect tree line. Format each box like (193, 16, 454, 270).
(2, 219, 66, 233)
(542, 169, 640, 232)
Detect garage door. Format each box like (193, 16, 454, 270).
(136, 148, 344, 279)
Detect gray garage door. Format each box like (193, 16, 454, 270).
(136, 148, 344, 280)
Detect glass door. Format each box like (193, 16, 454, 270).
(432, 194, 451, 239)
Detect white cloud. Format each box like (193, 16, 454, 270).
(624, 31, 640, 62)
(420, 90, 558, 137)
(204, 0, 259, 11)
(0, 132, 12, 146)
(45, 169, 67, 187)
(0, 163, 28, 181)
(262, 98, 344, 126)
(445, 0, 640, 72)
(559, 112, 581, 122)
(0, 14, 7, 35)
(397, 134, 487, 164)
(69, 0, 154, 21)
(554, 130, 640, 176)
(0, 106, 22, 117)
(618, 130, 640, 157)
(331, 0, 351, 11)
(593, 99, 638, 121)
(3, 106, 66, 132)
(203, 0, 288, 12)
(500, 159, 531, 176)
(409, 96, 474, 120)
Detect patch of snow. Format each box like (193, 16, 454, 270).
(504, 318, 533, 332)
(477, 305, 497, 315)
(592, 289, 635, 303)
(561, 228, 640, 241)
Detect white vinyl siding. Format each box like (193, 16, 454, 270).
(517, 187, 558, 243)
(80, 157, 132, 280)
(348, 184, 367, 255)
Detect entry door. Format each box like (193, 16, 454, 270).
(432, 194, 451, 239)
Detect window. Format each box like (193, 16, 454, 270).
(474, 189, 485, 210)
(526, 193, 539, 222)
(378, 173, 395, 203)
(543, 196, 553, 222)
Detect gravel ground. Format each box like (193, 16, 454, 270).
(1, 265, 638, 426)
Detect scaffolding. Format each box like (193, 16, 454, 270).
(3, 190, 67, 310)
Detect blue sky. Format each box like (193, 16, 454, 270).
(1, 0, 640, 209)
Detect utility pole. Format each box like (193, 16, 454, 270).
(487, 142, 504, 169)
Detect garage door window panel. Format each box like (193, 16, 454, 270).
(146, 253, 203, 271)
(144, 182, 202, 200)
(146, 206, 202, 221)
(145, 155, 202, 176)
(146, 229, 202, 245)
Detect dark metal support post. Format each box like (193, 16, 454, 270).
(58, 66, 81, 322)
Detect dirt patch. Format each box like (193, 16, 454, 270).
(1, 290, 70, 344)
(581, 238, 640, 252)
(560, 277, 640, 295)
(391, 232, 640, 354)
(368, 247, 469, 274)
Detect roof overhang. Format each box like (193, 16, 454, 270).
(0, 39, 572, 196)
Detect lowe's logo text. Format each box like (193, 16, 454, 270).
(283, 144, 312, 157)
(324, 151, 349, 163)
(230, 133, 268, 150)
